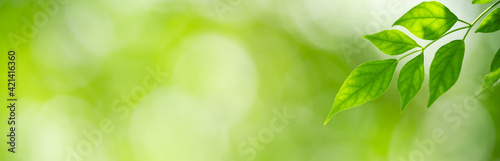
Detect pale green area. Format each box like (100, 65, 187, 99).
(0, 0, 499, 161)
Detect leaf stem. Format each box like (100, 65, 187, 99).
(398, 49, 422, 61)
(463, 0, 500, 40)
(397, 26, 470, 61)
(423, 26, 470, 50)
(458, 19, 472, 26)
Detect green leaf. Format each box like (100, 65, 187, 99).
(481, 49, 500, 92)
(363, 30, 421, 55)
(398, 53, 424, 111)
(472, 0, 493, 4)
(491, 48, 500, 72)
(393, 1, 458, 40)
(428, 40, 465, 107)
(325, 59, 398, 125)
(481, 68, 500, 91)
(476, 8, 500, 33)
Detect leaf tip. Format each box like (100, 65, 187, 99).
(323, 119, 330, 126)
(324, 114, 336, 125)
(324, 108, 339, 125)
(427, 95, 437, 108)
(323, 112, 335, 125)
(426, 101, 434, 108)
(400, 105, 407, 113)
(391, 21, 399, 27)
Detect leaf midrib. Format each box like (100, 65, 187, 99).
(398, 17, 457, 21)
(334, 61, 397, 109)
(367, 36, 419, 47)
(432, 42, 464, 96)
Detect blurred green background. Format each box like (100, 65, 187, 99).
(1, 0, 500, 161)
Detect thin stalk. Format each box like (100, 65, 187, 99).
(397, 1, 500, 67)
(423, 26, 470, 50)
(458, 19, 472, 26)
(463, 0, 500, 39)
(398, 49, 422, 61)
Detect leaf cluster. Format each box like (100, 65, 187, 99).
(325, 1, 500, 125)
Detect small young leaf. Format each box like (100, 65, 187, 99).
(428, 40, 465, 107)
(363, 30, 421, 55)
(398, 53, 424, 111)
(325, 59, 398, 125)
(490, 49, 500, 72)
(482, 49, 500, 92)
(481, 68, 500, 91)
(476, 8, 500, 33)
(393, 1, 458, 40)
(472, 0, 493, 4)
